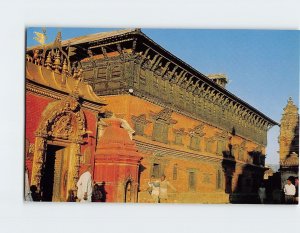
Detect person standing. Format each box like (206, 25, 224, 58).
(294, 177, 299, 204)
(283, 177, 296, 204)
(30, 185, 41, 201)
(159, 175, 176, 203)
(258, 183, 266, 204)
(24, 168, 32, 201)
(148, 175, 160, 203)
(66, 190, 77, 202)
(76, 165, 93, 202)
(92, 183, 103, 202)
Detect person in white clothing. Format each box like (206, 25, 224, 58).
(148, 175, 160, 203)
(284, 177, 296, 204)
(258, 183, 266, 204)
(76, 165, 93, 202)
(24, 168, 32, 201)
(159, 175, 176, 203)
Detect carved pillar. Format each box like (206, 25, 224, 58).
(31, 136, 47, 191)
(67, 142, 81, 192)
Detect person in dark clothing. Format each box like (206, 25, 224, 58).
(295, 177, 298, 204)
(30, 185, 41, 202)
(92, 184, 103, 202)
(67, 189, 77, 202)
(98, 182, 107, 202)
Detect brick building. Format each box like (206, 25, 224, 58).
(26, 29, 278, 203)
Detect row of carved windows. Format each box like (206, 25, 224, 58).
(135, 119, 229, 154)
(133, 116, 260, 161)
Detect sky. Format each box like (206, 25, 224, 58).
(26, 27, 299, 168)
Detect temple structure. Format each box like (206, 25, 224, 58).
(279, 97, 299, 187)
(26, 29, 278, 203)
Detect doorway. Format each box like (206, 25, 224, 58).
(124, 181, 132, 203)
(40, 144, 69, 202)
(225, 175, 233, 194)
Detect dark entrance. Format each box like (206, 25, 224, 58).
(40, 145, 66, 202)
(225, 175, 233, 194)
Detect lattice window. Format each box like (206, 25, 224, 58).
(188, 171, 196, 191)
(174, 133, 183, 145)
(111, 64, 122, 80)
(190, 135, 200, 151)
(206, 139, 214, 153)
(152, 120, 169, 143)
(134, 122, 145, 136)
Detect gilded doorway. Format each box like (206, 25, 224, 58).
(30, 96, 86, 201)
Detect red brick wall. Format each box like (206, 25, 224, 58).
(26, 93, 53, 143)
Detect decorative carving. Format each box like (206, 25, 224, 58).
(27, 31, 83, 80)
(173, 128, 187, 145)
(50, 112, 75, 139)
(131, 114, 151, 136)
(205, 137, 216, 153)
(279, 97, 299, 161)
(189, 124, 205, 137)
(29, 143, 35, 154)
(150, 109, 177, 144)
(31, 137, 47, 189)
(36, 96, 85, 139)
(150, 108, 177, 125)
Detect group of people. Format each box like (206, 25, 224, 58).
(257, 177, 298, 204)
(25, 165, 106, 202)
(147, 175, 176, 203)
(68, 165, 106, 203)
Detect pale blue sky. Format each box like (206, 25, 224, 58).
(26, 28, 299, 167)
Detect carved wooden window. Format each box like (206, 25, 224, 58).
(206, 139, 214, 153)
(134, 122, 145, 136)
(174, 133, 183, 145)
(190, 136, 200, 151)
(188, 171, 196, 191)
(173, 164, 178, 180)
(152, 163, 161, 178)
(152, 120, 169, 143)
(83, 69, 94, 81)
(97, 65, 107, 80)
(111, 65, 122, 80)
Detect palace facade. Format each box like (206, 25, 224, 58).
(26, 29, 278, 203)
